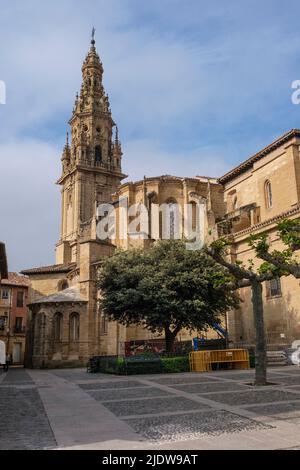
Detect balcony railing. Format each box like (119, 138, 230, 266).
(217, 203, 260, 236)
(13, 326, 26, 334)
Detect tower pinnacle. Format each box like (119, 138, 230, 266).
(91, 27, 96, 46)
(57, 34, 126, 247)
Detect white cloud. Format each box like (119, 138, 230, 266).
(1, 0, 300, 271)
(0, 139, 60, 271)
(123, 139, 231, 181)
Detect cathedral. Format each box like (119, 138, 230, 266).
(22, 35, 300, 368)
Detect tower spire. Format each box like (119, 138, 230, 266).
(91, 27, 96, 46)
(57, 34, 126, 248)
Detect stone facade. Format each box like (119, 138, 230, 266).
(219, 130, 300, 348)
(22, 36, 300, 368)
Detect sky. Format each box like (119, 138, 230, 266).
(1, 0, 300, 272)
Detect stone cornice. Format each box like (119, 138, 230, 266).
(219, 129, 300, 184)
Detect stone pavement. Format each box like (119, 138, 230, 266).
(1, 366, 300, 450)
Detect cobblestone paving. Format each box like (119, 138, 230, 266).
(0, 370, 56, 450)
(272, 369, 300, 375)
(1, 368, 33, 385)
(207, 372, 289, 381)
(170, 382, 250, 394)
(78, 380, 145, 390)
(202, 389, 300, 405)
(151, 375, 221, 385)
(270, 375, 300, 385)
(101, 396, 210, 417)
(2, 366, 300, 449)
(88, 386, 173, 401)
(51, 369, 112, 382)
(244, 401, 300, 419)
(124, 410, 272, 443)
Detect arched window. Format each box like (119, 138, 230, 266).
(265, 180, 272, 208)
(169, 207, 175, 239)
(58, 279, 69, 291)
(95, 145, 102, 163)
(160, 199, 180, 240)
(37, 313, 46, 336)
(191, 201, 197, 231)
(100, 314, 108, 336)
(34, 313, 46, 355)
(54, 313, 63, 342)
(69, 313, 79, 342)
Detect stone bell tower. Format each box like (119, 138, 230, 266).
(56, 31, 126, 265)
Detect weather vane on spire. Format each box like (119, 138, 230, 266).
(91, 27, 96, 45)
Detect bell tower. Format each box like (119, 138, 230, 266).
(56, 31, 126, 264)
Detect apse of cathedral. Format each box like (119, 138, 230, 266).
(22, 35, 300, 368)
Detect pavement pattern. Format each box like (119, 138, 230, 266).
(1, 366, 300, 450)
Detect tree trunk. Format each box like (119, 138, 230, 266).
(164, 327, 176, 353)
(251, 280, 267, 386)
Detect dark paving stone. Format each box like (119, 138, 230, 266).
(172, 382, 250, 394)
(208, 373, 255, 381)
(88, 386, 173, 401)
(78, 380, 144, 390)
(208, 372, 286, 382)
(2, 368, 33, 385)
(286, 386, 300, 392)
(203, 389, 300, 406)
(272, 369, 300, 376)
(0, 386, 56, 450)
(125, 410, 271, 443)
(271, 375, 300, 385)
(244, 401, 300, 419)
(51, 370, 112, 381)
(103, 396, 209, 417)
(151, 375, 220, 385)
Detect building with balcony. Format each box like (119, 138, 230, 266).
(0, 272, 29, 364)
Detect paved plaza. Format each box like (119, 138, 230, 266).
(1, 366, 300, 450)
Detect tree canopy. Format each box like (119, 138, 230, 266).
(249, 218, 300, 278)
(98, 240, 239, 352)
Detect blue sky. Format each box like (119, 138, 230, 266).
(1, 0, 300, 272)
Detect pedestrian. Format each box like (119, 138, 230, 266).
(4, 353, 11, 372)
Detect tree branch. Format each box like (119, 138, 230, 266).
(258, 251, 300, 279)
(206, 246, 256, 281)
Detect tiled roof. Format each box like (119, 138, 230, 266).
(21, 263, 76, 275)
(29, 287, 87, 305)
(0, 272, 30, 287)
(219, 129, 300, 184)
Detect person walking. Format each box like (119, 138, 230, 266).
(3, 353, 11, 372)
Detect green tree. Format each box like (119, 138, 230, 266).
(206, 237, 288, 386)
(98, 240, 239, 353)
(249, 219, 300, 278)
